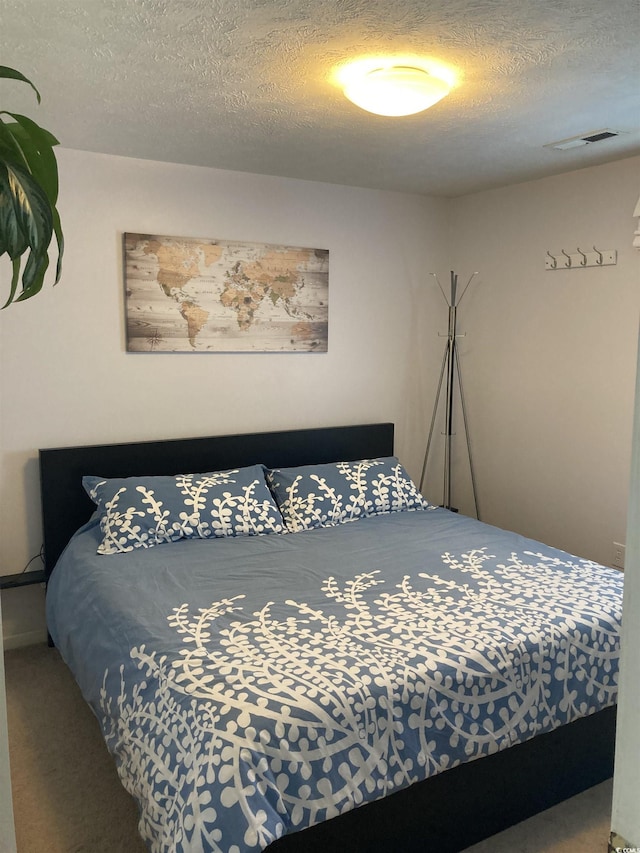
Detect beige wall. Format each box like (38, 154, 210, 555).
(445, 156, 640, 565)
(2, 151, 639, 647)
(445, 158, 640, 845)
(0, 147, 449, 646)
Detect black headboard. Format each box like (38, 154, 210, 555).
(39, 422, 395, 580)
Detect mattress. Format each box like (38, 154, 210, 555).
(46, 507, 623, 853)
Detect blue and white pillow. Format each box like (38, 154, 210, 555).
(84, 465, 285, 554)
(267, 457, 432, 533)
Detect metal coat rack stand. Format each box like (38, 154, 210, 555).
(419, 271, 479, 518)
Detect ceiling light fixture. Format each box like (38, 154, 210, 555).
(343, 65, 451, 117)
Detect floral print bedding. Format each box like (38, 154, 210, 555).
(47, 508, 623, 853)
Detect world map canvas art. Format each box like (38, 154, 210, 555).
(124, 233, 329, 352)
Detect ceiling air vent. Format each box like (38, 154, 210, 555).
(545, 129, 622, 151)
(582, 130, 619, 143)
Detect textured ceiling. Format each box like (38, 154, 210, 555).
(2, 0, 639, 196)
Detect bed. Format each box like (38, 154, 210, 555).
(40, 422, 621, 853)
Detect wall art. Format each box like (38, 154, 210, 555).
(124, 232, 329, 352)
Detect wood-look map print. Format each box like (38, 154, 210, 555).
(124, 233, 329, 352)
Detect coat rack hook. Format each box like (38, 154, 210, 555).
(576, 247, 588, 266)
(593, 245, 604, 265)
(561, 248, 572, 268)
(546, 250, 557, 269)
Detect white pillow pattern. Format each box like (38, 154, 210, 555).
(267, 457, 433, 533)
(84, 465, 285, 554)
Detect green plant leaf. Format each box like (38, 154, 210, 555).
(0, 66, 63, 306)
(6, 161, 53, 252)
(16, 245, 50, 302)
(0, 66, 41, 103)
(4, 257, 21, 308)
(0, 115, 27, 164)
(51, 205, 64, 284)
(0, 161, 55, 306)
(3, 113, 58, 148)
(0, 165, 29, 257)
(1, 113, 60, 203)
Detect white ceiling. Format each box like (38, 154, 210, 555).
(2, 0, 639, 197)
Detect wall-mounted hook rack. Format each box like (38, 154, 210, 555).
(545, 247, 617, 270)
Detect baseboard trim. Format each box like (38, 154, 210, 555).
(2, 630, 48, 651)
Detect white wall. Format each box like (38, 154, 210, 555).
(444, 156, 640, 566)
(0, 147, 450, 646)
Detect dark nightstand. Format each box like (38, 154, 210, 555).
(0, 570, 46, 590)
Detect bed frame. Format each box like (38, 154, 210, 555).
(39, 422, 615, 853)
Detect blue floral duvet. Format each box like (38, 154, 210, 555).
(46, 508, 623, 853)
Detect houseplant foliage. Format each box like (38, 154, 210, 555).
(0, 66, 63, 307)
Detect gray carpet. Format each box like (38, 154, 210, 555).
(6, 644, 145, 853)
(5, 643, 613, 852)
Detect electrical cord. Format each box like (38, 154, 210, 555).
(20, 544, 44, 574)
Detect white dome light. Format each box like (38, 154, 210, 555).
(343, 65, 451, 117)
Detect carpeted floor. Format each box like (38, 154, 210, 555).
(6, 644, 146, 853)
(5, 643, 613, 853)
